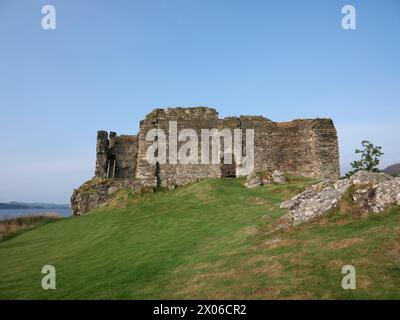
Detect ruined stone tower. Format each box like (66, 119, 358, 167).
(95, 131, 138, 179)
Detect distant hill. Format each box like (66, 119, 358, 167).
(0, 203, 44, 210)
(0, 202, 69, 210)
(382, 163, 400, 175)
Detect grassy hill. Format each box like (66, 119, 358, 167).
(1, 177, 400, 299)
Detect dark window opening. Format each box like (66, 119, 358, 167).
(221, 153, 236, 178)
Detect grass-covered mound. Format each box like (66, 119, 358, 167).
(0, 177, 400, 299)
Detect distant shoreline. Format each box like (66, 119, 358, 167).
(0, 208, 71, 220)
(0, 203, 70, 210)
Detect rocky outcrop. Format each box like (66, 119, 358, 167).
(70, 178, 155, 216)
(244, 173, 262, 189)
(352, 177, 400, 213)
(280, 179, 351, 225)
(272, 170, 287, 184)
(280, 171, 400, 225)
(350, 171, 392, 186)
(245, 170, 287, 188)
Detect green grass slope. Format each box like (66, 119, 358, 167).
(1, 178, 400, 299)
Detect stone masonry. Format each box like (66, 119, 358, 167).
(71, 106, 340, 215)
(95, 106, 340, 184)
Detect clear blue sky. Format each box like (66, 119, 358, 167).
(0, 0, 399, 203)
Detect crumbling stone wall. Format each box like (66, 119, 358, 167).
(72, 106, 340, 215)
(95, 131, 138, 179)
(94, 107, 339, 184)
(135, 107, 222, 187)
(219, 116, 339, 180)
(272, 119, 340, 179)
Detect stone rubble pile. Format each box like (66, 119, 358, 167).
(244, 170, 287, 188)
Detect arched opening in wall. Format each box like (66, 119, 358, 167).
(106, 155, 116, 179)
(155, 161, 161, 188)
(221, 153, 236, 178)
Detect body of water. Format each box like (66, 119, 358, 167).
(0, 208, 71, 220)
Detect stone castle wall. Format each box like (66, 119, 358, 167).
(94, 107, 340, 186)
(135, 107, 222, 187)
(72, 106, 339, 215)
(218, 116, 339, 180)
(95, 131, 138, 179)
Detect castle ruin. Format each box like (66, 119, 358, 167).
(71, 107, 340, 215)
(96, 107, 339, 182)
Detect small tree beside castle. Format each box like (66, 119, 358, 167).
(346, 140, 384, 177)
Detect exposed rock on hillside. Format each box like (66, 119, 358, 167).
(351, 171, 392, 186)
(70, 178, 155, 216)
(352, 177, 400, 213)
(280, 179, 351, 225)
(244, 173, 262, 188)
(280, 171, 400, 225)
(245, 170, 287, 188)
(272, 170, 287, 184)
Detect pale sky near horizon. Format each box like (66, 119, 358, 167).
(0, 0, 399, 203)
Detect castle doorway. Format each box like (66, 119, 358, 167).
(221, 153, 236, 178)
